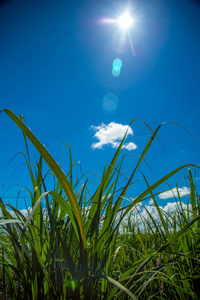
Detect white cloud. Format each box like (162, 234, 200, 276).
(123, 142, 137, 151)
(118, 198, 192, 232)
(161, 202, 189, 214)
(159, 187, 190, 200)
(91, 122, 137, 151)
(19, 208, 31, 218)
(148, 199, 154, 205)
(0, 207, 31, 219)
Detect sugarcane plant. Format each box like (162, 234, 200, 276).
(0, 109, 199, 299)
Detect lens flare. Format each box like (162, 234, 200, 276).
(112, 58, 122, 72)
(112, 58, 122, 77)
(102, 93, 118, 112)
(112, 69, 121, 77)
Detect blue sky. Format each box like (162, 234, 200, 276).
(0, 0, 199, 210)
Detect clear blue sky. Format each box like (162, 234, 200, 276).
(0, 0, 199, 210)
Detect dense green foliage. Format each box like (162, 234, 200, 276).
(0, 109, 199, 299)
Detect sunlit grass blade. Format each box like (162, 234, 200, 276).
(93, 274, 138, 300)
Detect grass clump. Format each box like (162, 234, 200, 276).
(0, 109, 199, 299)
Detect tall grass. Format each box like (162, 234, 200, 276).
(0, 109, 199, 299)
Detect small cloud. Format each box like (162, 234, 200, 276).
(123, 142, 137, 151)
(91, 122, 137, 151)
(0, 208, 31, 219)
(159, 187, 190, 200)
(148, 199, 154, 205)
(162, 202, 180, 214)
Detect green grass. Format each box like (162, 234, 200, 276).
(0, 109, 199, 299)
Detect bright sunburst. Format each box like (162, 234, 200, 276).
(100, 10, 135, 55)
(117, 13, 133, 30)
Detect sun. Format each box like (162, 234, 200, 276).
(117, 13, 133, 30)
